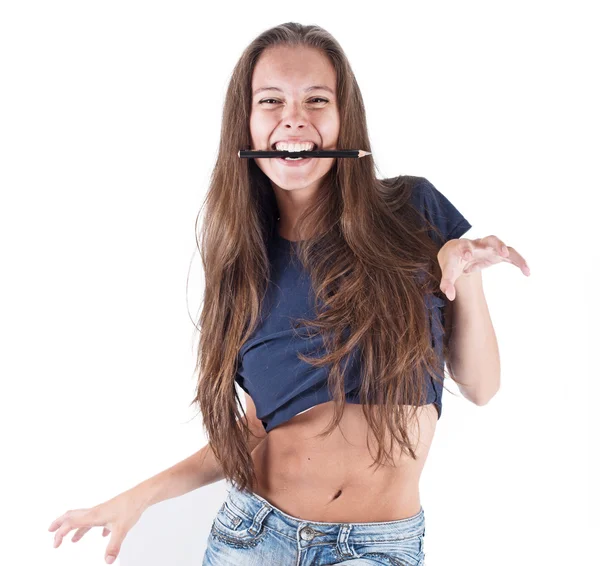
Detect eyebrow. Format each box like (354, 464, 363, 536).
(252, 85, 335, 96)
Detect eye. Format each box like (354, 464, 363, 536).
(258, 98, 329, 105)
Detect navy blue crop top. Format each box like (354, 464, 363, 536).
(235, 177, 472, 432)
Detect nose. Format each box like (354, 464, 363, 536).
(281, 101, 308, 128)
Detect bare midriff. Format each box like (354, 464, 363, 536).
(249, 400, 438, 523)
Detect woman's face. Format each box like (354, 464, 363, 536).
(249, 45, 340, 197)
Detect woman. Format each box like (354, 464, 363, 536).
(48, 22, 530, 566)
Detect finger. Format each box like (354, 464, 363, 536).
(493, 242, 509, 257)
(489, 236, 510, 258)
(48, 519, 60, 533)
(105, 528, 125, 564)
(439, 241, 464, 283)
(487, 235, 530, 274)
(440, 262, 461, 300)
(53, 509, 102, 548)
(49, 511, 71, 532)
(54, 520, 76, 548)
(71, 526, 92, 543)
(444, 241, 471, 283)
(458, 238, 475, 261)
(489, 235, 512, 260)
(480, 235, 505, 258)
(500, 245, 530, 275)
(103, 527, 111, 537)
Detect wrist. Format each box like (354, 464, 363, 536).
(130, 478, 158, 509)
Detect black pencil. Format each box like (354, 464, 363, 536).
(238, 149, 371, 159)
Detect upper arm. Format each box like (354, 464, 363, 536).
(411, 178, 474, 385)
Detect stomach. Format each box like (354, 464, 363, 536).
(249, 400, 438, 523)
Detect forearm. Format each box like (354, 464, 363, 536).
(448, 270, 501, 404)
(133, 425, 267, 508)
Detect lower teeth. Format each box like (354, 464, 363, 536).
(284, 156, 305, 160)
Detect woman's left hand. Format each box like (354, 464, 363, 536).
(437, 235, 530, 301)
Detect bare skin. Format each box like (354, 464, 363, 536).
(248, 399, 438, 523)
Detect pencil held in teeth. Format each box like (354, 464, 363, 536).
(237, 149, 372, 158)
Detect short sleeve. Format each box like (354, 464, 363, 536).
(410, 178, 472, 247)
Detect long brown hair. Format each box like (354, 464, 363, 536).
(190, 22, 459, 493)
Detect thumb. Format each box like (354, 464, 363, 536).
(105, 529, 124, 564)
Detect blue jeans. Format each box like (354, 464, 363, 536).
(202, 482, 426, 565)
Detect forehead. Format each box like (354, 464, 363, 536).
(251, 45, 336, 93)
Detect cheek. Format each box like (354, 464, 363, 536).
(331, 115, 341, 139)
(250, 119, 274, 147)
(249, 110, 263, 130)
(318, 114, 340, 145)
(248, 114, 258, 139)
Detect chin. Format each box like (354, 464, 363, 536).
(275, 180, 312, 191)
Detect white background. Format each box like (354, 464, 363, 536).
(1, 1, 597, 564)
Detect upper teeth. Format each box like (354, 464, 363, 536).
(275, 142, 315, 151)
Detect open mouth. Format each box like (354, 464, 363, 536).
(271, 143, 318, 151)
(271, 143, 318, 161)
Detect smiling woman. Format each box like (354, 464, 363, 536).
(248, 43, 341, 231)
(49, 20, 482, 566)
(189, 21, 476, 566)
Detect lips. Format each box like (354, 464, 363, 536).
(276, 156, 314, 167)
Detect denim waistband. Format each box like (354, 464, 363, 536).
(225, 481, 425, 545)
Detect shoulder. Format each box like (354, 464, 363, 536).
(402, 175, 445, 208)
(379, 174, 437, 207)
(387, 175, 473, 245)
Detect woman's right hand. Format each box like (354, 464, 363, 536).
(48, 487, 149, 564)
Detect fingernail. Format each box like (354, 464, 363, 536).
(106, 556, 115, 564)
